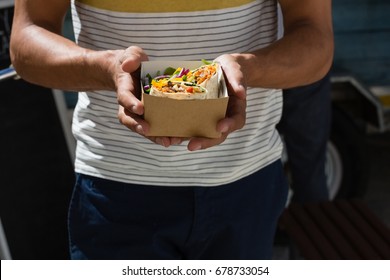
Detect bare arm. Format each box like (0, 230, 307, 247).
(10, 0, 120, 91)
(10, 0, 150, 143)
(234, 0, 334, 89)
(11, 0, 148, 126)
(189, 0, 334, 150)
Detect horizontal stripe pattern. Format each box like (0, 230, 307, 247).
(76, 0, 258, 13)
(71, 0, 284, 186)
(72, 0, 277, 59)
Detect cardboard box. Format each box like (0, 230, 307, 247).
(141, 61, 229, 138)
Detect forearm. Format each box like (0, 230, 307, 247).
(10, 24, 119, 91)
(235, 17, 334, 89)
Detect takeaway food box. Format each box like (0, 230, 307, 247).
(141, 61, 229, 138)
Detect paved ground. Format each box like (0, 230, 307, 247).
(273, 130, 390, 259)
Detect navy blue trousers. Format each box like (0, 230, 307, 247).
(277, 73, 332, 203)
(68, 160, 288, 260)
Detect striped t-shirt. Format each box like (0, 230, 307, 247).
(71, 0, 283, 186)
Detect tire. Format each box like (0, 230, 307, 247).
(325, 140, 343, 199)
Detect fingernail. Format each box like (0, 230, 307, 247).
(156, 138, 169, 147)
(131, 105, 140, 115)
(162, 138, 170, 147)
(191, 143, 202, 151)
(130, 103, 144, 115)
(135, 125, 144, 135)
(220, 125, 229, 133)
(171, 138, 182, 145)
(155, 138, 162, 146)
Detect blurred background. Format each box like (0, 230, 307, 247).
(0, 0, 389, 259)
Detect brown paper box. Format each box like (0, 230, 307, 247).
(141, 61, 229, 138)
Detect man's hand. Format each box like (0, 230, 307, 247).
(116, 46, 185, 147)
(186, 54, 247, 151)
(116, 46, 149, 134)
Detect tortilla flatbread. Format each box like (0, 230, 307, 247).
(146, 63, 221, 100)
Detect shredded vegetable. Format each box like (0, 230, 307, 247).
(144, 62, 217, 94)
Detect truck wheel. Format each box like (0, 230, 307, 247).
(325, 140, 343, 199)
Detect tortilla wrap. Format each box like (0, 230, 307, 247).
(148, 63, 221, 100)
(193, 63, 221, 99)
(149, 82, 208, 100)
